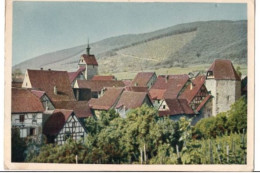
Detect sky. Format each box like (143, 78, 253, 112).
(12, 2, 247, 65)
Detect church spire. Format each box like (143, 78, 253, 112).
(86, 39, 90, 55)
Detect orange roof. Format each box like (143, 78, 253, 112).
(68, 66, 85, 83)
(179, 75, 206, 103)
(52, 101, 93, 118)
(12, 88, 44, 113)
(89, 88, 124, 110)
(116, 91, 150, 109)
(149, 89, 166, 100)
(76, 80, 125, 92)
(131, 72, 156, 87)
(159, 99, 194, 117)
(207, 59, 240, 80)
(27, 69, 76, 102)
(92, 75, 115, 81)
(196, 95, 212, 112)
(81, 54, 98, 66)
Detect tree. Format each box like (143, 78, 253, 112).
(11, 128, 27, 162)
(227, 96, 247, 133)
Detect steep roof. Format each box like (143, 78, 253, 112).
(122, 79, 132, 87)
(52, 101, 92, 118)
(89, 87, 124, 110)
(159, 99, 194, 117)
(131, 72, 155, 87)
(31, 90, 46, 99)
(179, 75, 207, 103)
(163, 75, 190, 99)
(125, 86, 149, 92)
(196, 95, 212, 112)
(149, 89, 166, 100)
(76, 80, 125, 92)
(91, 75, 115, 81)
(81, 54, 98, 66)
(26, 69, 76, 102)
(116, 91, 148, 109)
(68, 66, 85, 83)
(43, 109, 73, 136)
(12, 88, 44, 113)
(207, 59, 241, 80)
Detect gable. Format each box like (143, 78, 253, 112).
(21, 70, 32, 88)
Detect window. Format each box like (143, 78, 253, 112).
(20, 128, 27, 138)
(30, 128, 36, 136)
(19, 115, 25, 123)
(64, 132, 71, 141)
(227, 96, 230, 103)
(163, 105, 166, 109)
(32, 114, 37, 124)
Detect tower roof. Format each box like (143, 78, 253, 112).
(81, 54, 98, 66)
(207, 59, 241, 80)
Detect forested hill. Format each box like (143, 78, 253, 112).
(13, 20, 247, 73)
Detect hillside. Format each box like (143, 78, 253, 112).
(13, 20, 247, 77)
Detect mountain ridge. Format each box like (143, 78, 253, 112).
(13, 20, 247, 74)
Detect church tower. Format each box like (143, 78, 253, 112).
(78, 41, 98, 80)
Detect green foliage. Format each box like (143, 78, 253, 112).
(227, 96, 247, 133)
(11, 128, 27, 162)
(194, 96, 247, 138)
(28, 99, 247, 164)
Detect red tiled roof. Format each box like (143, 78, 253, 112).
(68, 66, 85, 83)
(196, 95, 212, 112)
(52, 101, 92, 118)
(159, 99, 194, 116)
(122, 80, 132, 87)
(91, 75, 115, 81)
(76, 80, 125, 92)
(27, 69, 76, 102)
(125, 86, 149, 92)
(89, 87, 124, 110)
(43, 109, 73, 136)
(31, 90, 45, 98)
(179, 75, 206, 103)
(149, 89, 166, 100)
(163, 75, 190, 99)
(116, 91, 149, 109)
(82, 54, 98, 65)
(207, 59, 241, 80)
(131, 72, 156, 87)
(12, 88, 44, 113)
(12, 81, 22, 88)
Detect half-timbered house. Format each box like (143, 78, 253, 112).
(11, 88, 45, 142)
(43, 109, 87, 145)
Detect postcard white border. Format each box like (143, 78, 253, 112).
(4, 0, 255, 171)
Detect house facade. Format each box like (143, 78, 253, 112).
(11, 88, 46, 142)
(43, 109, 87, 145)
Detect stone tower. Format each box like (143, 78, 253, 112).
(205, 59, 241, 116)
(78, 43, 98, 80)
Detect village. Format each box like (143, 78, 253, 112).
(11, 43, 246, 146)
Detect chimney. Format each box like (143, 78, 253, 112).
(48, 69, 51, 71)
(190, 83, 193, 90)
(40, 68, 43, 70)
(54, 86, 57, 95)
